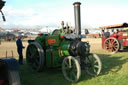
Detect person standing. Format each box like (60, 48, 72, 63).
(16, 36, 24, 65)
(104, 29, 110, 38)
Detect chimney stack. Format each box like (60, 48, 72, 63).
(73, 2, 81, 35)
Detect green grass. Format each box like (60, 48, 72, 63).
(19, 49, 128, 85)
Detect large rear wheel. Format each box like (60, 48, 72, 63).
(26, 42, 44, 72)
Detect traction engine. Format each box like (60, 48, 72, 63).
(26, 2, 102, 82)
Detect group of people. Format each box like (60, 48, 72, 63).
(102, 29, 121, 38)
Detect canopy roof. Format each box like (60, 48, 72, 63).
(99, 23, 128, 29)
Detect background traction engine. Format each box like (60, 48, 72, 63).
(26, 2, 102, 82)
(100, 23, 128, 54)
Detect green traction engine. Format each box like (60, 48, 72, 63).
(26, 2, 102, 82)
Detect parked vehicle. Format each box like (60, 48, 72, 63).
(26, 2, 102, 82)
(100, 23, 128, 53)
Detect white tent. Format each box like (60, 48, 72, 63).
(39, 27, 59, 33)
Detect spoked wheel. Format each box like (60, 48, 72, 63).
(62, 56, 81, 82)
(26, 42, 44, 72)
(86, 53, 102, 76)
(104, 38, 119, 54)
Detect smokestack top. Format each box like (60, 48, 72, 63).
(73, 2, 81, 6)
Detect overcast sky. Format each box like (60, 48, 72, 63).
(1, 0, 128, 28)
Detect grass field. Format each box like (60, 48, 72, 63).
(1, 38, 128, 85)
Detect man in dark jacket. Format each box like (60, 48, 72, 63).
(16, 36, 24, 64)
(104, 29, 110, 38)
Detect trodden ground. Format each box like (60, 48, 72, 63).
(1, 38, 128, 85)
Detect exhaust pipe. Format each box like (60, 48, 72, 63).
(73, 2, 81, 35)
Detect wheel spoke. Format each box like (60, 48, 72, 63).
(34, 58, 39, 65)
(27, 53, 31, 58)
(94, 67, 97, 73)
(65, 60, 69, 66)
(63, 61, 69, 70)
(70, 71, 76, 80)
(72, 72, 77, 80)
(68, 57, 72, 68)
(94, 65, 99, 68)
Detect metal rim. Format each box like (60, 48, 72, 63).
(26, 42, 44, 72)
(86, 53, 102, 76)
(62, 56, 81, 82)
(104, 38, 119, 54)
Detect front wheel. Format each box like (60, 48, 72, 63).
(86, 53, 102, 76)
(62, 56, 81, 82)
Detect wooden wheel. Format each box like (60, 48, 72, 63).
(104, 38, 119, 54)
(62, 56, 81, 82)
(26, 42, 44, 72)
